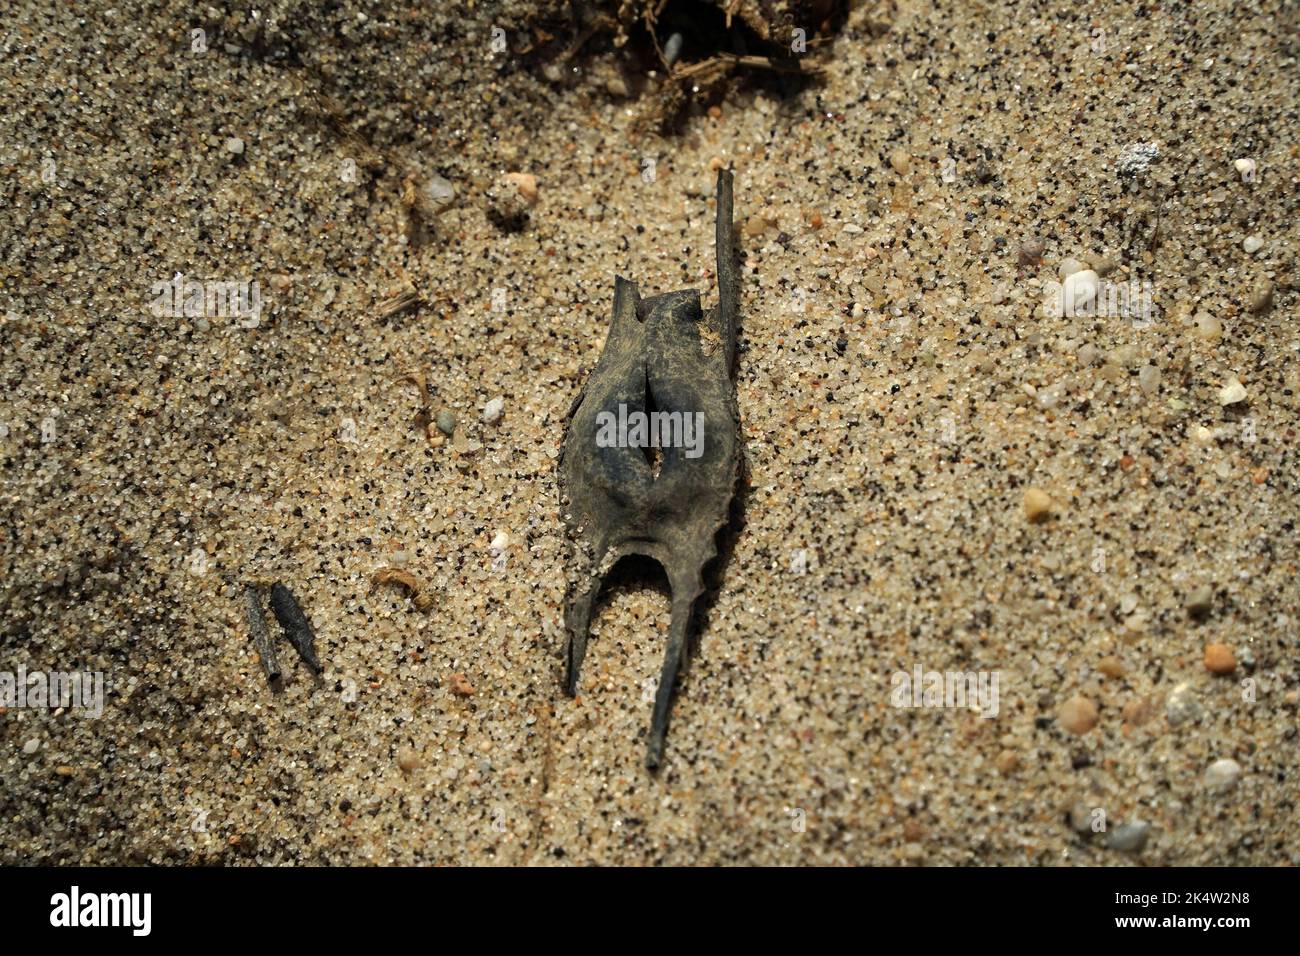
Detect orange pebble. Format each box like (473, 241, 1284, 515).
(450, 672, 475, 696)
(1204, 643, 1236, 675)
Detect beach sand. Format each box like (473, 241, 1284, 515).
(0, 0, 1296, 864)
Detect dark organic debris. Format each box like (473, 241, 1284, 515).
(398, 365, 435, 440)
(243, 586, 281, 683)
(523, 2, 845, 133)
(559, 168, 741, 769)
(270, 583, 323, 674)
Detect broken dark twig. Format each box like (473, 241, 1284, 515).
(243, 586, 281, 683)
(270, 583, 323, 674)
(559, 168, 741, 769)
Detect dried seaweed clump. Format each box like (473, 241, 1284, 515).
(522, 1, 852, 130)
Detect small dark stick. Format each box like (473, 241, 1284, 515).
(270, 583, 323, 673)
(243, 587, 281, 682)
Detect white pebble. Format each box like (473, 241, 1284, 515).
(425, 174, 456, 206)
(482, 397, 504, 424)
(1217, 377, 1247, 405)
(224, 137, 245, 155)
(1138, 365, 1161, 394)
(22, 738, 39, 755)
(1233, 158, 1256, 178)
(1062, 270, 1099, 314)
(1058, 258, 1086, 280)
(1166, 681, 1202, 725)
(1242, 235, 1263, 254)
(1193, 311, 1222, 341)
(489, 531, 510, 552)
(1204, 758, 1242, 792)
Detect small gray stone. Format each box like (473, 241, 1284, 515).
(22, 737, 40, 755)
(1017, 238, 1045, 266)
(1117, 142, 1159, 176)
(1088, 254, 1119, 276)
(225, 136, 245, 155)
(1185, 584, 1213, 617)
(435, 409, 456, 436)
(1106, 820, 1150, 853)
(1247, 282, 1273, 314)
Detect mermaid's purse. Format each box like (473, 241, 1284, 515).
(559, 170, 740, 769)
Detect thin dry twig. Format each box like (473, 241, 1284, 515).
(376, 288, 420, 319)
(373, 566, 434, 611)
(675, 52, 826, 79)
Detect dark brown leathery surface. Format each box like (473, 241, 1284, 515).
(560, 170, 741, 768)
